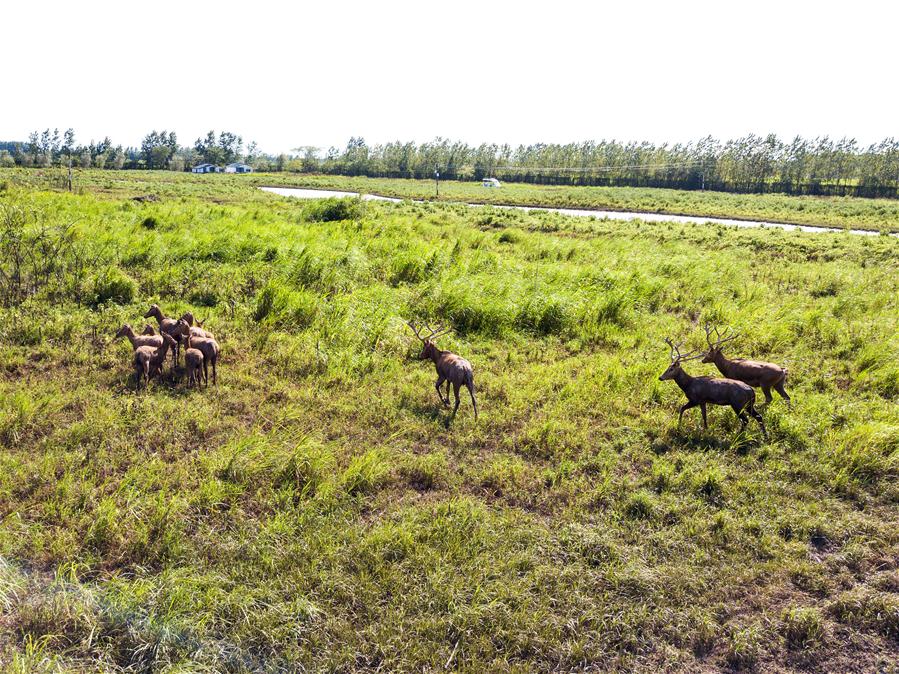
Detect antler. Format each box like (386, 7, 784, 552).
(407, 320, 453, 342)
(665, 337, 703, 363)
(407, 321, 427, 342)
(703, 322, 738, 348)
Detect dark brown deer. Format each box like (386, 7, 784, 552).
(702, 324, 790, 406)
(408, 321, 478, 422)
(660, 338, 767, 438)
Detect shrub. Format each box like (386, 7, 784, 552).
(253, 281, 318, 330)
(498, 228, 523, 244)
(90, 267, 136, 306)
(515, 296, 572, 336)
(140, 216, 159, 229)
(304, 197, 366, 223)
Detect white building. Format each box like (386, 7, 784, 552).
(482, 177, 501, 188)
(192, 163, 222, 174)
(224, 162, 253, 174)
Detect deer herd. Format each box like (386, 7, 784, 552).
(114, 304, 220, 390)
(114, 303, 788, 438)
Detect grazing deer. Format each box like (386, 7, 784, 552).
(659, 338, 767, 438)
(408, 321, 478, 422)
(702, 324, 790, 406)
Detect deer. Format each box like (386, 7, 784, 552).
(132, 333, 176, 389)
(176, 320, 220, 386)
(659, 337, 767, 438)
(702, 324, 790, 406)
(179, 311, 215, 339)
(144, 304, 183, 371)
(114, 324, 163, 350)
(408, 321, 478, 422)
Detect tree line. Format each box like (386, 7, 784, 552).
(315, 135, 899, 198)
(0, 129, 259, 172)
(2, 130, 898, 198)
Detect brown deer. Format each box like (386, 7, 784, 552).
(408, 321, 478, 422)
(660, 338, 767, 438)
(144, 304, 183, 370)
(702, 324, 790, 406)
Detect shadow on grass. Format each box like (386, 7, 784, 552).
(653, 426, 765, 455)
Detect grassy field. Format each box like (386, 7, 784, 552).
(4, 168, 899, 232)
(0, 170, 898, 671)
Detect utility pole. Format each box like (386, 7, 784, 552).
(434, 166, 439, 199)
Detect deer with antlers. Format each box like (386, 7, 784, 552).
(408, 321, 478, 422)
(702, 324, 790, 406)
(659, 338, 767, 438)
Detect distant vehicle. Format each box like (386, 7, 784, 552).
(224, 162, 253, 174)
(481, 177, 501, 188)
(191, 163, 222, 174)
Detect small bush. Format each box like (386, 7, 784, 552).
(90, 267, 136, 306)
(498, 228, 523, 244)
(253, 281, 319, 330)
(140, 216, 159, 230)
(304, 197, 366, 223)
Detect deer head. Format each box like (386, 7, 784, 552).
(114, 324, 132, 340)
(143, 303, 162, 320)
(702, 323, 738, 363)
(407, 321, 452, 360)
(174, 318, 191, 339)
(659, 337, 703, 380)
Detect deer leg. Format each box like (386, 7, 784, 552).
(212, 356, 217, 386)
(434, 376, 447, 406)
(451, 382, 462, 419)
(761, 385, 773, 404)
(678, 401, 698, 428)
(445, 381, 451, 405)
(700, 403, 708, 430)
(202, 359, 209, 387)
(750, 407, 768, 439)
(774, 381, 791, 407)
(467, 382, 478, 420)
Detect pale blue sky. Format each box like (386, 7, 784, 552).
(5, 0, 897, 153)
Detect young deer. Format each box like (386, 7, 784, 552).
(133, 333, 176, 389)
(660, 338, 767, 438)
(177, 320, 220, 386)
(179, 311, 215, 339)
(408, 321, 478, 422)
(144, 304, 183, 370)
(702, 324, 790, 406)
(115, 324, 163, 350)
(184, 344, 204, 388)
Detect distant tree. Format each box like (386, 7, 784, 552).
(112, 147, 126, 170)
(168, 155, 185, 172)
(245, 141, 258, 163)
(142, 130, 177, 169)
(80, 151, 92, 168)
(62, 128, 75, 160)
(0, 151, 15, 168)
